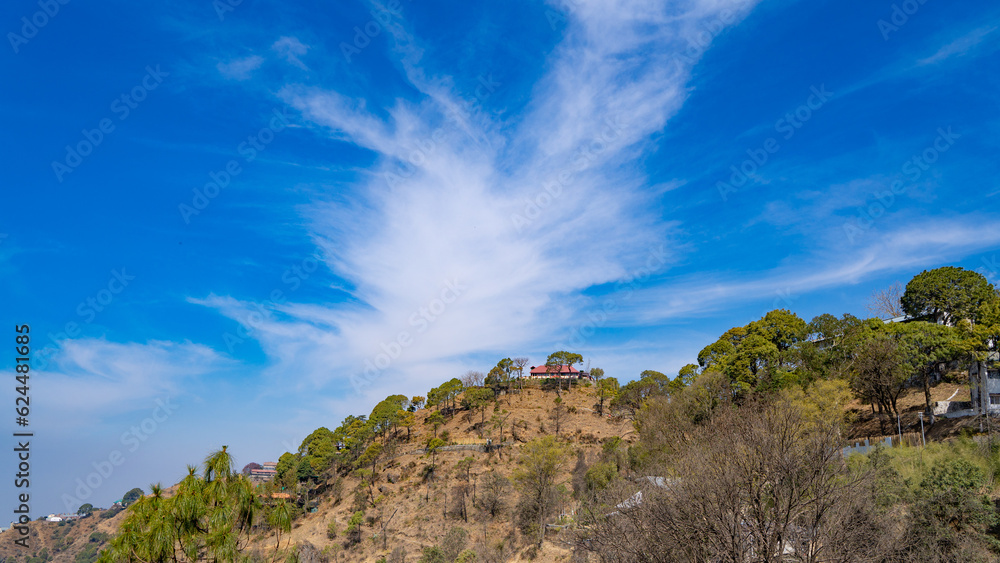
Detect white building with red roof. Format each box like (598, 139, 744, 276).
(525, 364, 591, 379)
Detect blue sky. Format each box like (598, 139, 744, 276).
(1, 0, 998, 516)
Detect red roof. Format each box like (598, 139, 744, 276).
(529, 365, 580, 375)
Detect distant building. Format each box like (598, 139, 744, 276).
(970, 349, 1000, 414)
(525, 365, 591, 380)
(249, 461, 278, 482)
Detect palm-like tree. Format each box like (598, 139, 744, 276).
(99, 447, 292, 563)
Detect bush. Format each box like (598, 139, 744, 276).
(326, 519, 337, 540)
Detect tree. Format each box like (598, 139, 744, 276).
(902, 458, 1000, 561)
(514, 436, 568, 546)
(697, 310, 808, 395)
(595, 375, 618, 416)
(397, 409, 416, 441)
(121, 488, 144, 507)
(611, 371, 670, 419)
(549, 397, 567, 436)
(545, 351, 583, 395)
(902, 266, 996, 325)
(427, 410, 445, 437)
(582, 404, 893, 563)
(866, 281, 905, 319)
(512, 357, 530, 391)
(848, 333, 909, 431)
(100, 447, 292, 563)
(241, 462, 262, 476)
(463, 387, 495, 426)
(477, 471, 511, 519)
(77, 503, 94, 516)
(461, 370, 485, 388)
(894, 321, 967, 412)
(410, 396, 426, 411)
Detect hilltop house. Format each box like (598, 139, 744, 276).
(525, 365, 591, 380)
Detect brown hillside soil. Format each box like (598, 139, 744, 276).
(0, 508, 127, 563)
(845, 376, 972, 441)
(252, 383, 626, 563)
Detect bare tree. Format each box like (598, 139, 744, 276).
(461, 370, 485, 388)
(580, 403, 897, 563)
(476, 471, 511, 519)
(848, 335, 909, 433)
(866, 281, 904, 319)
(512, 357, 530, 392)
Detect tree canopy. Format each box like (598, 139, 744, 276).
(902, 266, 996, 325)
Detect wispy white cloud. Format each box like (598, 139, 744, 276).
(35, 339, 231, 427)
(272, 36, 309, 69)
(193, 0, 762, 403)
(615, 217, 1000, 324)
(918, 25, 998, 66)
(217, 55, 265, 80)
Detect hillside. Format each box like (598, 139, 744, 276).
(265, 383, 627, 562)
(0, 508, 128, 563)
(9, 374, 993, 563)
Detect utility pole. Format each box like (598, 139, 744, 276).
(918, 412, 926, 447)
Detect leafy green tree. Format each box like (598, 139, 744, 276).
(77, 503, 94, 515)
(275, 452, 298, 488)
(902, 266, 996, 325)
(410, 395, 425, 411)
(463, 386, 494, 425)
(895, 321, 968, 412)
(611, 371, 670, 418)
(697, 310, 808, 395)
(545, 351, 583, 394)
(426, 410, 445, 437)
(368, 395, 408, 439)
(297, 457, 318, 483)
(595, 375, 618, 416)
(121, 488, 144, 507)
(514, 436, 568, 546)
(99, 447, 292, 563)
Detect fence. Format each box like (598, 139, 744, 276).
(842, 432, 923, 457)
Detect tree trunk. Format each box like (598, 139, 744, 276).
(923, 368, 932, 414)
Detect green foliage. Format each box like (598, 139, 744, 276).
(77, 503, 94, 515)
(99, 447, 292, 563)
(345, 510, 365, 546)
(417, 545, 446, 563)
(902, 266, 996, 325)
(514, 436, 569, 545)
(121, 487, 143, 506)
(697, 309, 808, 395)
